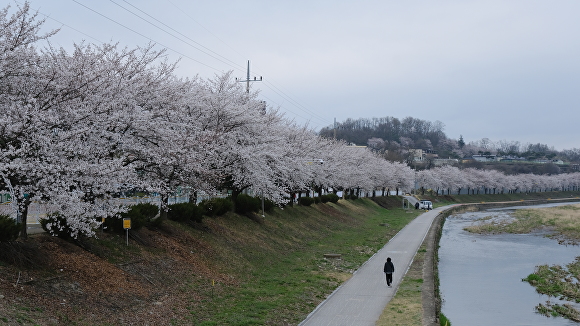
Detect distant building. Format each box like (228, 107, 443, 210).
(499, 156, 526, 163)
(472, 154, 499, 162)
(434, 158, 459, 167)
(532, 159, 564, 165)
(409, 149, 438, 162)
(409, 149, 424, 162)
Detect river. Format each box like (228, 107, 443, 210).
(439, 203, 580, 326)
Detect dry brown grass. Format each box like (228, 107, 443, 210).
(464, 204, 580, 243)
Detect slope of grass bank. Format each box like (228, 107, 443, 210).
(0, 197, 420, 325)
(189, 198, 420, 325)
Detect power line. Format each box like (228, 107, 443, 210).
(112, 0, 245, 73)
(42, 0, 333, 127)
(166, 0, 245, 64)
(15, 0, 105, 44)
(108, 0, 326, 124)
(162, 0, 333, 127)
(72, 0, 223, 72)
(106, 0, 332, 126)
(261, 80, 331, 125)
(258, 93, 319, 126)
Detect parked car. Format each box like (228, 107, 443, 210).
(418, 200, 433, 210)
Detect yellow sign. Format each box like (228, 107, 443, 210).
(123, 218, 131, 230)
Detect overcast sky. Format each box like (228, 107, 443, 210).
(15, 0, 580, 150)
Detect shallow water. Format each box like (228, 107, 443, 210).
(439, 203, 580, 326)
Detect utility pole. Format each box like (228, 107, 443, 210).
(236, 60, 262, 93)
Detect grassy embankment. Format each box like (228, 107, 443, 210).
(4, 191, 578, 325)
(0, 197, 421, 325)
(189, 197, 420, 325)
(208, 193, 578, 325)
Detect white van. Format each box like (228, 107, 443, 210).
(418, 200, 433, 210)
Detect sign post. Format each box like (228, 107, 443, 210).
(123, 218, 131, 246)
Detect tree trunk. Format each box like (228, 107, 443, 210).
(314, 185, 323, 198)
(160, 193, 169, 220)
(188, 191, 198, 204)
(18, 195, 32, 239)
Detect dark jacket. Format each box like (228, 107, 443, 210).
(384, 260, 395, 274)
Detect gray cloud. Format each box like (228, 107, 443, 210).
(25, 0, 580, 149)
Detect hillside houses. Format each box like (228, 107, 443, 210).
(408, 149, 568, 168)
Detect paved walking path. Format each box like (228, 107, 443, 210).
(299, 203, 446, 326)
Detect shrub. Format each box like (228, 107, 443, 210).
(168, 202, 204, 223)
(120, 203, 159, 230)
(346, 194, 358, 200)
(298, 197, 314, 206)
(104, 203, 160, 233)
(235, 194, 261, 214)
(0, 215, 20, 242)
(327, 193, 340, 203)
(40, 213, 74, 239)
(263, 198, 276, 212)
(320, 195, 330, 203)
(313, 196, 321, 204)
(200, 197, 233, 217)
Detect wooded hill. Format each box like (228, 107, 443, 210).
(319, 116, 446, 150)
(320, 116, 580, 172)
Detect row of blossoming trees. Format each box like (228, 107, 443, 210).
(3, 4, 580, 240)
(416, 166, 580, 196)
(0, 3, 415, 238)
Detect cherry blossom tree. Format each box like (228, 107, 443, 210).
(6, 2, 580, 242)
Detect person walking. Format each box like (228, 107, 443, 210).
(383, 257, 395, 287)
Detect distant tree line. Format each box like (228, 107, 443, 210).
(319, 116, 446, 148)
(320, 117, 580, 173)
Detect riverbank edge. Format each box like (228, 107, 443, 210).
(421, 197, 580, 326)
